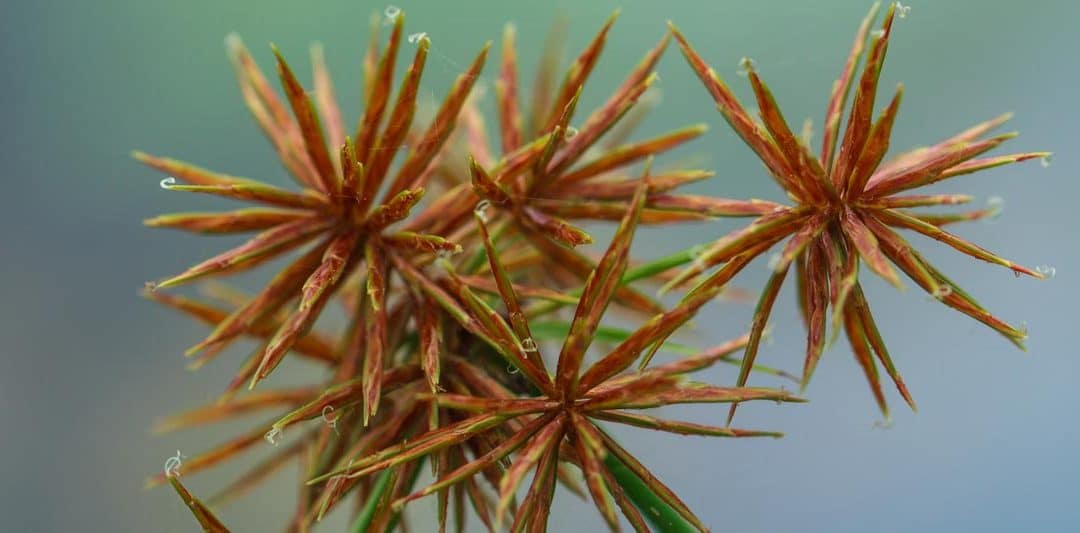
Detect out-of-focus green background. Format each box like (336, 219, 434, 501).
(2, 0, 1077, 531)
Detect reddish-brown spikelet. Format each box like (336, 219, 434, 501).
(166, 474, 230, 532)
(667, 2, 1049, 420)
(307, 177, 801, 531)
(403, 13, 778, 317)
(137, 12, 490, 411)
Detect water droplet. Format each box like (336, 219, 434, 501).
(163, 450, 184, 477)
(932, 284, 953, 299)
(871, 29, 886, 39)
(143, 280, 158, 292)
(896, 3, 911, 19)
(766, 253, 782, 271)
(520, 337, 538, 353)
(506, 363, 520, 375)
(471, 81, 489, 99)
(690, 256, 708, 275)
(690, 244, 707, 258)
(800, 118, 814, 146)
(564, 126, 579, 139)
(872, 418, 894, 430)
(384, 5, 401, 22)
(641, 87, 663, 107)
(736, 57, 755, 77)
(435, 257, 454, 272)
(408, 32, 428, 44)
(1035, 265, 1056, 279)
(160, 177, 176, 189)
(474, 200, 491, 222)
(264, 427, 283, 446)
(1040, 154, 1052, 168)
(1018, 321, 1029, 338)
(980, 196, 1004, 225)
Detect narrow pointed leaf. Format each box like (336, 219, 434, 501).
(821, 2, 881, 172)
(839, 207, 902, 287)
(273, 46, 337, 193)
(541, 12, 617, 133)
(846, 84, 903, 197)
(310, 43, 345, 169)
(158, 181, 328, 210)
(153, 388, 314, 434)
(579, 285, 720, 392)
(727, 263, 789, 425)
(383, 231, 462, 255)
(144, 209, 309, 234)
(520, 206, 593, 247)
(556, 179, 646, 394)
(476, 210, 546, 372)
(592, 410, 782, 438)
(363, 241, 389, 423)
(875, 208, 1042, 278)
(850, 285, 916, 410)
(252, 230, 358, 386)
(395, 415, 553, 509)
(367, 33, 432, 190)
(496, 416, 564, 527)
(496, 23, 524, 154)
(152, 218, 331, 290)
(594, 426, 707, 532)
(367, 187, 425, 229)
(354, 13, 404, 165)
(469, 156, 513, 206)
(167, 475, 231, 532)
(842, 300, 889, 417)
(387, 41, 491, 199)
(417, 297, 442, 393)
(831, 5, 895, 189)
(668, 23, 797, 190)
(225, 35, 321, 190)
(188, 242, 327, 356)
(568, 415, 619, 531)
(548, 31, 672, 177)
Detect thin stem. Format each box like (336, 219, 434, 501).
(350, 469, 395, 533)
(350, 456, 426, 533)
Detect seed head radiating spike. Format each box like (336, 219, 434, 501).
(670, 3, 1047, 418)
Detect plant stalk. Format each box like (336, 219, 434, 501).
(604, 454, 698, 532)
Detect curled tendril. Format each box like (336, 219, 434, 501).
(163, 450, 184, 477)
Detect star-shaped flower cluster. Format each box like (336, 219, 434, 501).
(137, 4, 1048, 531)
(667, 2, 1048, 419)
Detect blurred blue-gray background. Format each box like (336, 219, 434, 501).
(1, 0, 1077, 531)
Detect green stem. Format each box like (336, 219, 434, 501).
(350, 469, 395, 533)
(604, 454, 698, 533)
(349, 457, 426, 533)
(387, 458, 426, 531)
(526, 244, 701, 317)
